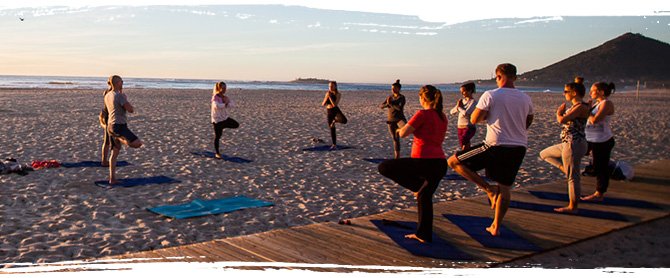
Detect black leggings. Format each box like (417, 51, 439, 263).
(387, 122, 401, 154)
(588, 137, 615, 194)
(378, 158, 448, 242)
(327, 107, 347, 145)
(213, 118, 239, 154)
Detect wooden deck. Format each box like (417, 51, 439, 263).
(109, 160, 670, 268)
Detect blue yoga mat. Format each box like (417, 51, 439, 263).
(444, 214, 542, 251)
(61, 160, 131, 168)
(148, 195, 273, 219)
(529, 190, 662, 210)
(370, 219, 472, 260)
(363, 158, 386, 164)
(94, 175, 180, 188)
(302, 145, 353, 152)
(508, 200, 629, 222)
(191, 150, 253, 163)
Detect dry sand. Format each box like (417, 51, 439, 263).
(0, 87, 668, 267)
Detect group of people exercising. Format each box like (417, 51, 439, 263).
(99, 62, 616, 243)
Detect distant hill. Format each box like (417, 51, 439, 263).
(289, 78, 331, 84)
(517, 33, 670, 88)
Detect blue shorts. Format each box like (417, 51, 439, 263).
(109, 124, 138, 146)
(455, 143, 526, 186)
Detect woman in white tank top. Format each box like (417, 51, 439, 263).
(582, 82, 616, 202)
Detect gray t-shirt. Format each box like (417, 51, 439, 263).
(104, 90, 128, 125)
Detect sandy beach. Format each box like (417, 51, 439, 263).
(1, 87, 669, 266)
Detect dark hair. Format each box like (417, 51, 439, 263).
(460, 82, 476, 94)
(419, 85, 445, 121)
(495, 63, 517, 78)
(565, 82, 585, 98)
(392, 79, 401, 89)
(593, 82, 616, 97)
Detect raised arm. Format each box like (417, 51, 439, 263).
(470, 108, 487, 124)
(121, 94, 134, 113)
(557, 103, 588, 124)
(397, 123, 415, 138)
(588, 100, 614, 124)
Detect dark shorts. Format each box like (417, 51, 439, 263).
(455, 143, 526, 186)
(108, 124, 139, 146)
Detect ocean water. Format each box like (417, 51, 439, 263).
(0, 75, 561, 93)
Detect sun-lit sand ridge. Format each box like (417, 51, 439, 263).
(0, 88, 668, 265)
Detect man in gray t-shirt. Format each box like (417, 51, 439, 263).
(103, 75, 142, 185)
(104, 90, 128, 126)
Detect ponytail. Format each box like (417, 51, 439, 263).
(213, 81, 226, 95)
(594, 81, 616, 97)
(419, 85, 445, 121)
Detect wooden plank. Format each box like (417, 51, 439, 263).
(103, 160, 670, 268)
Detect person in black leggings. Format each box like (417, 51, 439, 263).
(378, 85, 448, 243)
(321, 81, 347, 149)
(211, 81, 239, 159)
(380, 79, 407, 158)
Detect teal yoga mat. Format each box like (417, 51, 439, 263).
(148, 196, 273, 219)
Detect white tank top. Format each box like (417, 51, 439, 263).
(585, 100, 613, 143)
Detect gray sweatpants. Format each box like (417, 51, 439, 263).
(540, 141, 588, 206)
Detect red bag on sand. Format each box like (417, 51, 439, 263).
(31, 160, 61, 169)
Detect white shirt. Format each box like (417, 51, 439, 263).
(585, 100, 613, 143)
(476, 87, 533, 147)
(450, 98, 477, 127)
(211, 94, 235, 123)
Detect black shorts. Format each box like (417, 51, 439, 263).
(109, 124, 139, 145)
(455, 143, 526, 186)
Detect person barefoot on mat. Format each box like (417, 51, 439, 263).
(581, 82, 616, 202)
(378, 85, 448, 243)
(104, 75, 143, 184)
(211, 81, 239, 159)
(447, 63, 533, 236)
(321, 81, 347, 150)
(380, 79, 407, 159)
(539, 81, 589, 213)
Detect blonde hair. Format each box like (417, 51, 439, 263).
(213, 81, 226, 95)
(107, 75, 122, 92)
(419, 85, 445, 121)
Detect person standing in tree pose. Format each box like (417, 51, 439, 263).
(539, 81, 589, 213)
(380, 79, 407, 158)
(447, 63, 533, 236)
(211, 81, 239, 159)
(378, 85, 448, 243)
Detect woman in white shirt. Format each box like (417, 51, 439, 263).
(450, 82, 478, 150)
(581, 82, 616, 201)
(211, 81, 239, 159)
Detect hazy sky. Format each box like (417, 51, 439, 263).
(0, 1, 668, 83)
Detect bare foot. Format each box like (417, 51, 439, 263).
(214, 153, 222, 159)
(404, 234, 427, 243)
(330, 145, 337, 150)
(581, 193, 604, 202)
(108, 179, 119, 185)
(554, 207, 578, 214)
(486, 225, 499, 236)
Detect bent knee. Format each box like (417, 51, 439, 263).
(447, 155, 460, 168)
